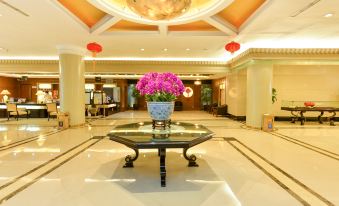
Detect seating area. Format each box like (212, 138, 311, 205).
(212, 104, 228, 116)
(6, 103, 30, 120)
(46, 103, 58, 121)
(202, 103, 228, 117)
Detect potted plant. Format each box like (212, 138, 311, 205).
(136, 72, 185, 120)
(130, 85, 140, 110)
(201, 86, 212, 110)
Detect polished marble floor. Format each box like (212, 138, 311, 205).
(0, 111, 338, 206)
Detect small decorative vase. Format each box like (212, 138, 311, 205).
(147, 102, 174, 120)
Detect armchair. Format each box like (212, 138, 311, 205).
(46, 103, 58, 121)
(174, 101, 183, 111)
(212, 104, 228, 117)
(208, 103, 218, 113)
(6, 103, 30, 120)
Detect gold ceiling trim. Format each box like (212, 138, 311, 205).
(0, 59, 227, 66)
(2, 49, 339, 68)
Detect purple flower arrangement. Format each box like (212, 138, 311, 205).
(136, 72, 185, 102)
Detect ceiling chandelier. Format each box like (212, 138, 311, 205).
(126, 0, 192, 21)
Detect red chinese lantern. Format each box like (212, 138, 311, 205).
(87, 42, 102, 72)
(87, 42, 102, 57)
(225, 41, 240, 54)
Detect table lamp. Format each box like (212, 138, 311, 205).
(1, 90, 10, 103)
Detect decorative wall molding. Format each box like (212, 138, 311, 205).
(0, 60, 58, 65)
(0, 59, 228, 66)
(87, 60, 228, 66)
(230, 48, 339, 68)
(2, 48, 339, 72)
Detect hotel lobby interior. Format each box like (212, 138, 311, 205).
(0, 0, 339, 205)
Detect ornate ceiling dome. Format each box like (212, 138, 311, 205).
(88, 0, 231, 25)
(126, 0, 192, 21)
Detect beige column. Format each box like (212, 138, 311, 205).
(57, 45, 86, 126)
(246, 61, 273, 128)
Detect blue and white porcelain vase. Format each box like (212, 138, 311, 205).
(147, 102, 174, 120)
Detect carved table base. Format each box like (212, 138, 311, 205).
(123, 147, 199, 186)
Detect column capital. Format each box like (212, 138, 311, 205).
(56, 45, 87, 56)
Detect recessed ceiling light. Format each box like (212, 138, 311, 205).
(163, 48, 168, 51)
(324, 13, 333, 18)
(0, 14, 2, 17)
(186, 48, 190, 51)
(140, 48, 145, 51)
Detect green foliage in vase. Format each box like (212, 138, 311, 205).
(145, 92, 176, 102)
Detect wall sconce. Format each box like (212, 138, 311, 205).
(219, 83, 225, 90)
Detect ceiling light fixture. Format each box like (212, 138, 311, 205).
(126, 0, 191, 21)
(194, 80, 201, 85)
(163, 48, 168, 51)
(140, 48, 145, 51)
(186, 48, 190, 51)
(324, 13, 333, 18)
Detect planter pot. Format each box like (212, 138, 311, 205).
(147, 102, 174, 120)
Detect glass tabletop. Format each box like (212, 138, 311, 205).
(107, 121, 214, 144)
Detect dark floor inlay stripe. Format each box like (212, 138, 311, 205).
(273, 132, 339, 157)
(0, 136, 93, 191)
(270, 132, 339, 161)
(0, 129, 63, 152)
(226, 140, 310, 206)
(226, 138, 335, 206)
(0, 138, 103, 204)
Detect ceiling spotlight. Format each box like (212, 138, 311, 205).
(140, 48, 145, 51)
(186, 48, 190, 51)
(163, 48, 168, 51)
(0, 14, 2, 17)
(324, 13, 333, 18)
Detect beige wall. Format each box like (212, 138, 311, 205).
(225, 69, 246, 116)
(273, 65, 339, 116)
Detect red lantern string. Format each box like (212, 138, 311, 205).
(225, 41, 240, 54)
(87, 42, 102, 71)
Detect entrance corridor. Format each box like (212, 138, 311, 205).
(0, 111, 338, 206)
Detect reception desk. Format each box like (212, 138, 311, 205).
(0, 103, 56, 118)
(0, 103, 117, 118)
